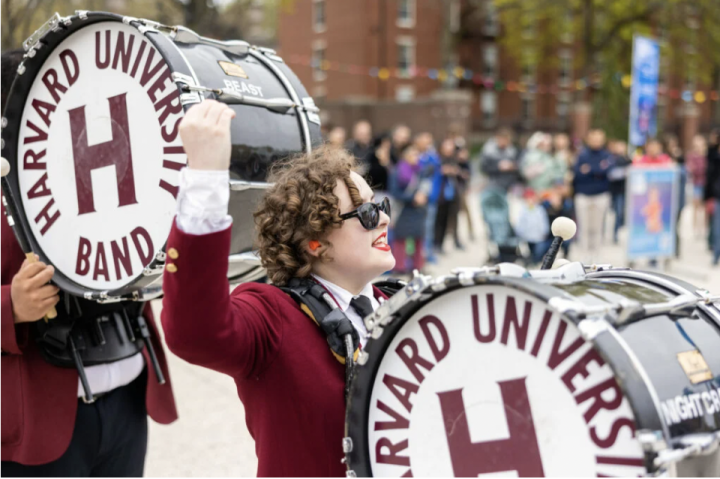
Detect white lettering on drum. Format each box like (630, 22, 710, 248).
(661, 387, 720, 425)
(223, 79, 264, 98)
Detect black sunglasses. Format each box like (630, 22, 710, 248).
(340, 197, 391, 230)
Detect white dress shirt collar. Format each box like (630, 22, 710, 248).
(312, 275, 375, 311)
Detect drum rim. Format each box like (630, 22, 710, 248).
(345, 272, 670, 476)
(1, 12, 180, 300)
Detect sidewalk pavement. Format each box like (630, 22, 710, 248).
(145, 189, 718, 477)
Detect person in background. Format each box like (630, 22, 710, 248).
(390, 124, 412, 166)
(521, 132, 566, 193)
(456, 146, 475, 242)
(540, 184, 574, 258)
(572, 129, 612, 261)
(554, 133, 575, 168)
(607, 139, 632, 244)
(635, 138, 671, 165)
(514, 188, 550, 264)
(327, 126, 347, 149)
(434, 139, 462, 253)
(480, 128, 520, 193)
(686, 134, 708, 237)
(389, 145, 429, 274)
(663, 135, 687, 258)
(416, 132, 442, 263)
(345, 120, 373, 168)
(705, 129, 720, 266)
(366, 133, 392, 196)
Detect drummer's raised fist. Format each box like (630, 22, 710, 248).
(11, 256, 60, 323)
(179, 100, 236, 171)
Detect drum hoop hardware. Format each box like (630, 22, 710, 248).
(654, 431, 720, 469)
(587, 270, 720, 325)
(175, 82, 321, 115)
(229, 179, 273, 191)
(19, 12, 74, 76)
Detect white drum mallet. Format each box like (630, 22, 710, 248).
(541, 217, 577, 270)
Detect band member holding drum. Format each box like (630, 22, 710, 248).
(161, 100, 395, 476)
(1, 50, 177, 477)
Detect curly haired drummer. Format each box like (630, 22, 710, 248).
(161, 100, 395, 476)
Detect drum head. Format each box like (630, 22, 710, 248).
(3, 14, 184, 297)
(347, 282, 646, 476)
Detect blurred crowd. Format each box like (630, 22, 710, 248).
(322, 120, 720, 272)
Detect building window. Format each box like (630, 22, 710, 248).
(483, 44, 498, 78)
(521, 94, 535, 124)
(312, 41, 326, 82)
(483, 0, 499, 36)
(559, 49, 572, 86)
(522, 60, 536, 84)
(556, 92, 571, 121)
(313, 0, 326, 32)
(481, 91, 497, 125)
(396, 85, 415, 102)
(397, 37, 415, 77)
(397, 0, 415, 28)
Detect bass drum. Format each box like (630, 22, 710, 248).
(344, 264, 720, 477)
(1, 11, 321, 302)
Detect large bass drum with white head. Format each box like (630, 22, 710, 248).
(1, 11, 321, 302)
(345, 263, 720, 477)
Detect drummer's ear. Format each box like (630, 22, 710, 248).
(306, 240, 322, 258)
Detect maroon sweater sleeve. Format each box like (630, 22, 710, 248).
(161, 220, 284, 378)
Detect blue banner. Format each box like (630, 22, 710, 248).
(626, 166, 680, 260)
(628, 36, 660, 148)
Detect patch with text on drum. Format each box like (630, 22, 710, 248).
(17, 21, 186, 291)
(367, 286, 645, 477)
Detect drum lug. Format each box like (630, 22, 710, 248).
(637, 429, 668, 454)
(22, 12, 62, 53)
(357, 350, 369, 366)
(345, 470, 357, 478)
(172, 26, 250, 56)
(342, 437, 353, 453)
(143, 265, 164, 277)
(577, 317, 611, 341)
(155, 251, 167, 263)
(76, 10, 89, 20)
(654, 432, 720, 469)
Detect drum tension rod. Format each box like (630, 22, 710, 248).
(177, 84, 320, 114)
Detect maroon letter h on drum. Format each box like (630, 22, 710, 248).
(69, 92, 137, 215)
(437, 377, 545, 477)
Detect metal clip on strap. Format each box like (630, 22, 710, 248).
(136, 316, 165, 385)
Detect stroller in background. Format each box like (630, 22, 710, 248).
(480, 188, 531, 265)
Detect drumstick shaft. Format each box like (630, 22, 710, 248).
(540, 236, 564, 270)
(2, 177, 57, 320)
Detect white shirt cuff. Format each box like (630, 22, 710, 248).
(176, 168, 233, 235)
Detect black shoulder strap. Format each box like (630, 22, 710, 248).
(279, 278, 360, 365)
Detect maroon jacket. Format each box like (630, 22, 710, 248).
(161, 221, 385, 477)
(1, 203, 178, 465)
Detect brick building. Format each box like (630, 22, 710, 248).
(277, 0, 719, 143)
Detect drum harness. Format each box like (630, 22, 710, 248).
(32, 292, 165, 403)
(279, 277, 405, 400)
